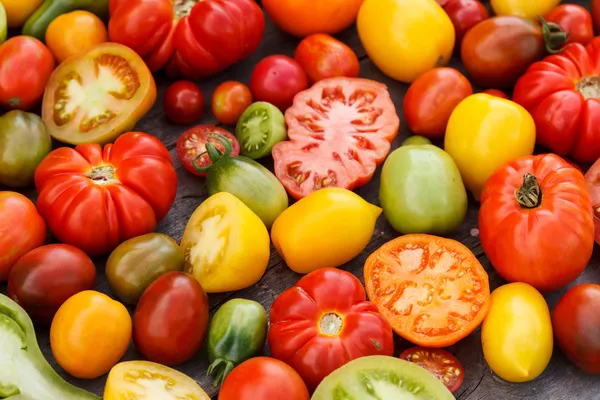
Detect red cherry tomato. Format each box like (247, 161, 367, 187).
(400, 347, 465, 393)
(481, 89, 509, 99)
(444, 0, 489, 44)
(546, 4, 594, 45)
(163, 81, 205, 125)
(212, 81, 253, 125)
(176, 126, 241, 177)
(250, 55, 308, 111)
(7, 244, 96, 325)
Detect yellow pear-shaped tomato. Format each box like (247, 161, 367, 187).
(180, 192, 270, 293)
(482, 283, 553, 383)
(357, 0, 455, 83)
(445, 93, 535, 200)
(271, 188, 382, 274)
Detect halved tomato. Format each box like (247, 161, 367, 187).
(272, 77, 400, 199)
(176, 126, 240, 177)
(400, 347, 465, 393)
(41, 42, 156, 145)
(364, 234, 491, 348)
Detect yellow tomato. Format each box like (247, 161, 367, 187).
(180, 192, 270, 293)
(357, 0, 454, 83)
(271, 188, 382, 274)
(45, 10, 108, 63)
(50, 290, 132, 379)
(0, 0, 42, 28)
(491, 0, 561, 19)
(104, 361, 210, 400)
(482, 283, 553, 383)
(444, 93, 535, 200)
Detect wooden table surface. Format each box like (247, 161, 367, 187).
(3, 0, 600, 399)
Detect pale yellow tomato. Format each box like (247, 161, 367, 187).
(481, 282, 553, 383)
(491, 0, 562, 20)
(0, 0, 42, 28)
(445, 93, 535, 200)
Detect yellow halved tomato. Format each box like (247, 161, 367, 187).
(41, 42, 156, 145)
(1, 0, 43, 28)
(180, 192, 270, 293)
(104, 361, 210, 400)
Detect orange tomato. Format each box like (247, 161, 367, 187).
(50, 290, 132, 379)
(45, 10, 108, 63)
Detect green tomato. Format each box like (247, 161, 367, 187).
(105, 233, 185, 305)
(379, 144, 467, 234)
(0, 2, 6, 45)
(402, 135, 432, 146)
(236, 101, 287, 159)
(0, 110, 52, 188)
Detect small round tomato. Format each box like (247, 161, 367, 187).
(45, 11, 108, 63)
(403, 67, 472, 138)
(491, 0, 561, 20)
(250, 55, 308, 111)
(212, 81, 253, 125)
(163, 81, 205, 125)
(585, 159, 600, 244)
(481, 89, 509, 99)
(51, 290, 132, 379)
(8, 244, 96, 325)
(545, 4, 594, 45)
(400, 347, 465, 393)
(219, 357, 310, 400)
(444, 0, 489, 44)
(294, 33, 359, 84)
(176, 125, 240, 177)
(133, 272, 209, 366)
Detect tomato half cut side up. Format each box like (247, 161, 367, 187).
(364, 234, 491, 347)
(176, 126, 240, 177)
(400, 347, 465, 394)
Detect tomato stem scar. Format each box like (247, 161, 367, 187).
(515, 173, 542, 208)
(320, 312, 343, 335)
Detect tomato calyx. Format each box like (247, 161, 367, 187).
(538, 17, 568, 54)
(319, 312, 344, 336)
(173, 0, 199, 20)
(576, 76, 600, 100)
(515, 173, 542, 208)
(85, 165, 119, 186)
(193, 133, 232, 173)
(207, 358, 235, 387)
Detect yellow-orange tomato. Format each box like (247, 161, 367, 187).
(45, 10, 107, 63)
(50, 290, 132, 379)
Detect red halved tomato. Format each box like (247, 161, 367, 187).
(400, 347, 465, 393)
(176, 126, 240, 177)
(41, 42, 156, 145)
(272, 77, 400, 199)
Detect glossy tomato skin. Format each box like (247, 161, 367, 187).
(294, 34, 360, 84)
(585, 159, 600, 244)
(7, 244, 96, 325)
(403, 68, 472, 138)
(34, 132, 178, 256)
(163, 81, 205, 125)
(133, 272, 209, 366)
(0, 36, 54, 110)
(269, 268, 394, 390)
(545, 4, 593, 45)
(176, 126, 240, 177)
(219, 357, 310, 400)
(552, 284, 600, 374)
(491, 0, 561, 20)
(481, 89, 509, 99)
(443, 0, 489, 44)
(212, 81, 253, 125)
(400, 347, 465, 393)
(250, 55, 308, 111)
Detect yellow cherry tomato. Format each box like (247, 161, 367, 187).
(357, 0, 455, 83)
(444, 93, 535, 200)
(271, 188, 382, 274)
(104, 361, 210, 400)
(180, 191, 270, 293)
(45, 10, 108, 63)
(0, 0, 43, 28)
(481, 283, 553, 383)
(50, 290, 132, 379)
(491, 0, 562, 20)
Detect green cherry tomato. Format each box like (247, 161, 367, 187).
(401, 135, 432, 146)
(379, 144, 467, 234)
(106, 233, 185, 304)
(236, 101, 287, 159)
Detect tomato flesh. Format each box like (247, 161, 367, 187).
(176, 126, 240, 177)
(400, 347, 465, 393)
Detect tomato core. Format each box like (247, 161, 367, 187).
(319, 312, 343, 336)
(85, 165, 118, 185)
(515, 173, 542, 208)
(173, 0, 199, 20)
(576, 76, 600, 100)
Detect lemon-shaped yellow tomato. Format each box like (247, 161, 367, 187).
(180, 192, 270, 293)
(445, 93, 535, 200)
(357, 0, 455, 83)
(271, 188, 382, 274)
(491, 0, 561, 20)
(1, 0, 43, 28)
(482, 282, 553, 383)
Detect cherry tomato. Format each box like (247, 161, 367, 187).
(176, 126, 241, 177)
(250, 55, 308, 111)
(294, 33, 360, 83)
(444, 0, 489, 44)
(163, 81, 205, 125)
(212, 81, 253, 125)
(545, 4, 594, 45)
(400, 347, 465, 393)
(482, 89, 509, 99)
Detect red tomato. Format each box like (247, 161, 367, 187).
(108, 0, 264, 78)
(0, 36, 55, 111)
(212, 81, 253, 125)
(294, 33, 360, 84)
(400, 347, 465, 393)
(163, 81, 205, 125)
(403, 68, 472, 138)
(513, 37, 600, 163)
(176, 126, 241, 177)
(34, 132, 178, 256)
(133, 272, 209, 366)
(584, 158, 600, 244)
(273, 78, 399, 199)
(269, 268, 394, 390)
(594, 0, 600, 36)
(218, 357, 309, 400)
(552, 284, 600, 374)
(0, 192, 46, 281)
(443, 0, 489, 44)
(479, 154, 594, 292)
(481, 89, 509, 99)
(546, 4, 593, 45)
(7, 244, 96, 325)
(250, 55, 308, 111)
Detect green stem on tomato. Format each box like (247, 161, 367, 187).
(206, 358, 235, 387)
(192, 133, 233, 173)
(515, 173, 542, 209)
(539, 16, 568, 54)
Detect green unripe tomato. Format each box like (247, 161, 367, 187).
(401, 135, 432, 146)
